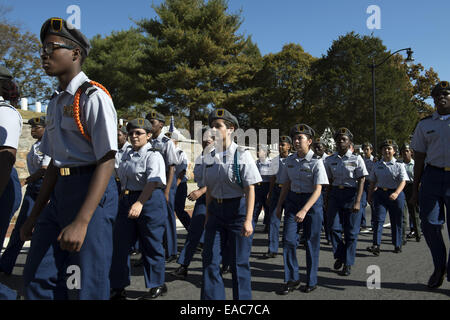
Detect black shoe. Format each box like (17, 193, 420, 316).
(406, 231, 416, 239)
(133, 257, 144, 267)
(333, 259, 343, 270)
(394, 246, 402, 253)
(416, 236, 421, 243)
(367, 245, 380, 256)
(299, 285, 317, 293)
(166, 255, 177, 263)
(263, 225, 269, 233)
(262, 252, 277, 259)
(402, 239, 408, 246)
(221, 265, 231, 275)
(276, 280, 301, 295)
(427, 269, 446, 289)
(339, 265, 351, 276)
(110, 288, 127, 300)
(139, 284, 168, 299)
(171, 265, 188, 279)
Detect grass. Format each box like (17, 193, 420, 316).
(17, 109, 45, 120)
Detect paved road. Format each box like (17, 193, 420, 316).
(1, 207, 449, 300)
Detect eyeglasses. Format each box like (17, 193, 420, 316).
(40, 42, 74, 56)
(129, 131, 147, 137)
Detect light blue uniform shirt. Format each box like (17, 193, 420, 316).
(40, 72, 118, 167)
(324, 150, 368, 188)
(27, 140, 51, 175)
(114, 141, 131, 178)
(175, 148, 188, 183)
(203, 142, 262, 199)
(0, 97, 22, 150)
(399, 159, 414, 184)
(272, 154, 290, 185)
(193, 154, 207, 188)
(118, 142, 166, 191)
(151, 132, 179, 172)
(256, 158, 275, 183)
(369, 158, 409, 189)
(363, 155, 375, 181)
(411, 111, 450, 168)
(279, 149, 329, 193)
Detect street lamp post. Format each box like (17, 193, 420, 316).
(369, 48, 414, 156)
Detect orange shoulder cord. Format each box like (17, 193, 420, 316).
(72, 81, 112, 142)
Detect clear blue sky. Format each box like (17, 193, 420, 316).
(3, 0, 448, 92)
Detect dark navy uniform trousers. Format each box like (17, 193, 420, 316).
(267, 184, 284, 254)
(110, 189, 167, 290)
(327, 187, 362, 266)
(0, 169, 21, 300)
(419, 166, 450, 279)
(0, 179, 42, 274)
(177, 194, 206, 267)
(201, 197, 253, 300)
(174, 181, 191, 230)
(23, 174, 118, 300)
(283, 191, 323, 287)
(165, 176, 178, 257)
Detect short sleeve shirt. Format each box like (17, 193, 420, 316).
(369, 158, 409, 189)
(0, 98, 22, 150)
(27, 140, 51, 175)
(40, 72, 118, 167)
(151, 133, 179, 171)
(279, 149, 329, 193)
(324, 150, 368, 188)
(118, 142, 166, 191)
(411, 112, 450, 168)
(203, 142, 262, 199)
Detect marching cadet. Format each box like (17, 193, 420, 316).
(313, 137, 330, 244)
(171, 127, 214, 279)
(313, 137, 329, 160)
(262, 136, 292, 259)
(114, 124, 131, 193)
(253, 144, 274, 232)
(410, 81, 450, 289)
(360, 142, 376, 233)
(0, 65, 21, 300)
(172, 133, 191, 230)
(399, 143, 421, 242)
(110, 118, 168, 300)
(0, 116, 50, 275)
(367, 140, 408, 256)
(146, 112, 179, 263)
(201, 108, 261, 300)
(324, 128, 368, 276)
(276, 124, 329, 294)
(20, 18, 118, 300)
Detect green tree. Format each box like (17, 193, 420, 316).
(137, 0, 261, 133)
(83, 28, 151, 110)
(407, 63, 439, 118)
(1, 7, 55, 105)
(251, 43, 315, 133)
(306, 32, 420, 147)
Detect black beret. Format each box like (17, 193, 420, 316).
(362, 142, 373, 149)
(208, 108, 239, 129)
(0, 66, 12, 80)
(334, 127, 353, 141)
(40, 18, 90, 56)
(289, 124, 315, 138)
(145, 111, 166, 123)
(280, 135, 292, 145)
(126, 118, 152, 132)
(28, 116, 46, 127)
(380, 139, 398, 149)
(313, 137, 326, 145)
(431, 81, 450, 97)
(118, 124, 128, 134)
(400, 143, 411, 152)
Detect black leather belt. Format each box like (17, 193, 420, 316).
(379, 188, 396, 192)
(427, 164, 450, 172)
(57, 165, 96, 176)
(213, 197, 241, 204)
(333, 185, 356, 190)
